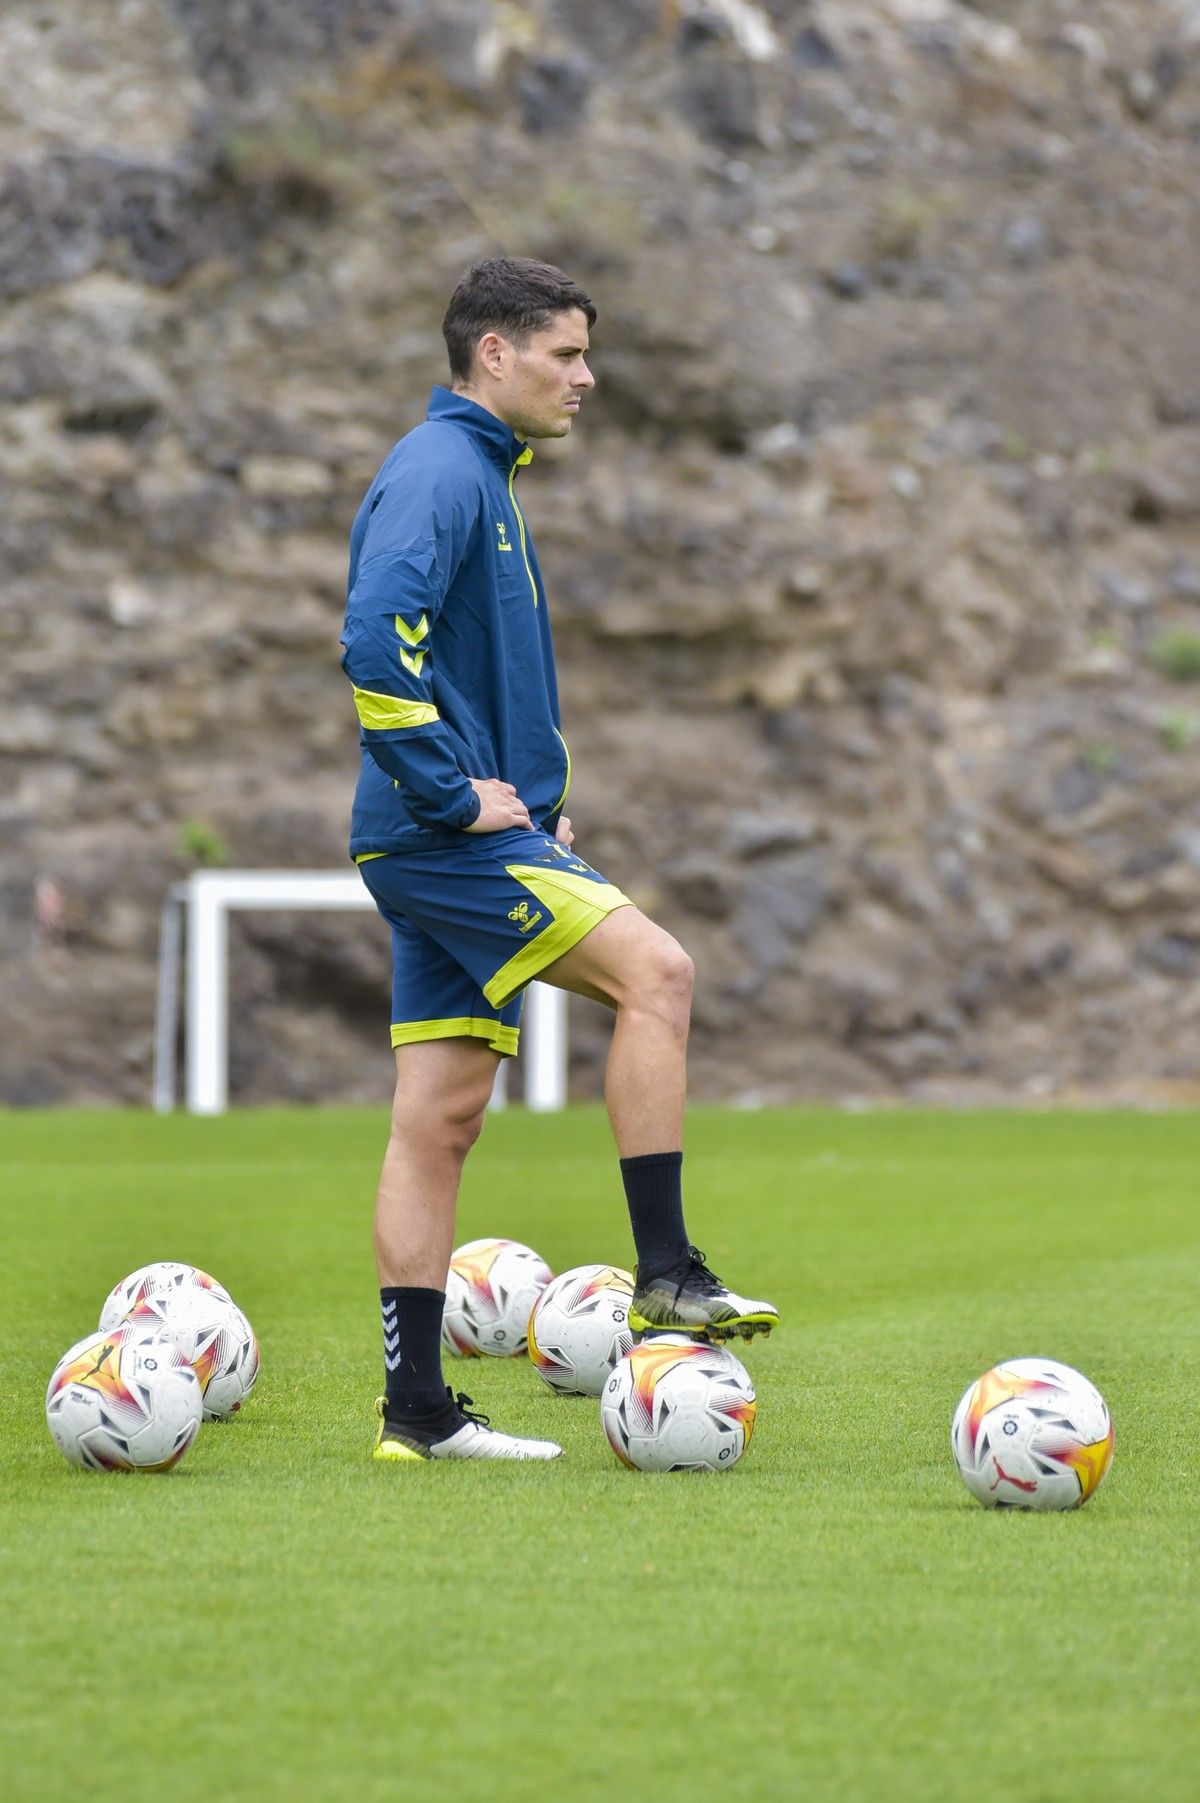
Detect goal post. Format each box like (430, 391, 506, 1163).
(153, 870, 568, 1116)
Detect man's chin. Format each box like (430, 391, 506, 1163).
(525, 419, 574, 440)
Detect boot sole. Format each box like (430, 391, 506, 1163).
(628, 1310, 778, 1343)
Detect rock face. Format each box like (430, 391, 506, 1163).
(2, 0, 1199, 1105)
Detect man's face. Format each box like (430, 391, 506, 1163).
(473, 308, 595, 440)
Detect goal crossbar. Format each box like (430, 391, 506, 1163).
(153, 870, 567, 1115)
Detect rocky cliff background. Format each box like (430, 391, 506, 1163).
(2, 0, 1199, 1107)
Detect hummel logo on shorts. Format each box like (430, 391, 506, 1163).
(507, 901, 543, 933)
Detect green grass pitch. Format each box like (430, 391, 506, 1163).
(3, 1105, 1199, 1802)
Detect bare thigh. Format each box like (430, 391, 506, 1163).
(390, 1036, 501, 1130)
(536, 907, 689, 1010)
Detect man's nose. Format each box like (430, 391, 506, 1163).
(574, 362, 595, 390)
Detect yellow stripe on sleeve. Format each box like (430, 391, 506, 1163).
(352, 687, 439, 731)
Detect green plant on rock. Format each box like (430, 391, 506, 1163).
(221, 114, 328, 183)
(1149, 630, 1200, 682)
(1082, 741, 1119, 773)
(176, 820, 231, 869)
(1160, 710, 1200, 753)
(540, 179, 645, 253)
(871, 184, 954, 260)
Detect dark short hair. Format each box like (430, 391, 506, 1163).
(442, 257, 596, 384)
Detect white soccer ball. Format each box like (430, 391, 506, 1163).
(122, 1286, 260, 1421)
(528, 1264, 635, 1395)
(99, 1261, 233, 1333)
(951, 1357, 1114, 1511)
(600, 1334, 758, 1473)
(441, 1237, 553, 1358)
(46, 1324, 203, 1472)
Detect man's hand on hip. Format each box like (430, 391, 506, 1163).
(555, 815, 574, 848)
(466, 779, 534, 833)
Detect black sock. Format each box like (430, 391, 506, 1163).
(620, 1151, 689, 1278)
(381, 1287, 448, 1419)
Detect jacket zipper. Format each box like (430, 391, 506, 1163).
(552, 727, 572, 814)
(508, 451, 538, 609)
(508, 449, 567, 813)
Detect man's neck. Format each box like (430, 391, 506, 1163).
(450, 385, 525, 440)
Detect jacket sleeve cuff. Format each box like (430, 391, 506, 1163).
(455, 786, 482, 831)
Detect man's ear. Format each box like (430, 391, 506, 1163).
(475, 331, 507, 380)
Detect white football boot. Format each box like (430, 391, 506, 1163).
(373, 1392, 563, 1462)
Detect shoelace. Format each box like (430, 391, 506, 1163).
(671, 1247, 724, 1304)
(453, 1392, 492, 1429)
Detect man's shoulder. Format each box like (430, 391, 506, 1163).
(353, 420, 489, 575)
(381, 418, 487, 491)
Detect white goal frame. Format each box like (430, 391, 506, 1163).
(153, 870, 568, 1116)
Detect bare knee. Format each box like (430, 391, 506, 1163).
(391, 1079, 491, 1162)
(631, 936, 694, 1030)
(657, 940, 695, 1002)
(444, 1094, 489, 1159)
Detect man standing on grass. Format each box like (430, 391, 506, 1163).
(341, 256, 778, 1463)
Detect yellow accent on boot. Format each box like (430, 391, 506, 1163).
(628, 1308, 779, 1340)
(373, 1397, 433, 1461)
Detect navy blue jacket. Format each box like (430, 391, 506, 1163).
(340, 387, 570, 855)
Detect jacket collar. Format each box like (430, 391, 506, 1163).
(427, 386, 531, 471)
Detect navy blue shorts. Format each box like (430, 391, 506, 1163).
(357, 827, 632, 1057)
